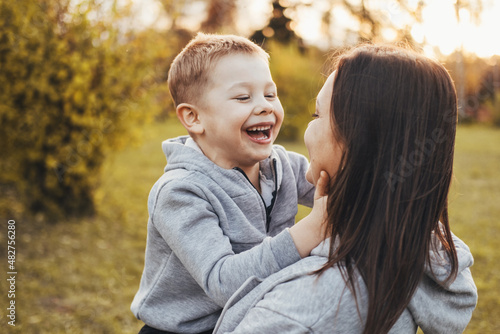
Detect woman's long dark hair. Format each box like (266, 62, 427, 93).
(318, 45, 459, 334)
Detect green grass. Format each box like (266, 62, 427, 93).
(1, 119, 498, 333)
(448, 125, 500, 332)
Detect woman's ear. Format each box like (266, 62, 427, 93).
(176, 103, 204, 135)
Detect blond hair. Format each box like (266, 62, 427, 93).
(167, 32, 269, 106)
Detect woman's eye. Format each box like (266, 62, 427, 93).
(312, 113, 319, 119)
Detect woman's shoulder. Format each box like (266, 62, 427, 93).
(217, 256, 416, 333)
(257, 261, 416, 333)
(253, 259, 364, 332)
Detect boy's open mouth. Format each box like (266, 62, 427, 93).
(245, 124, 272, 142)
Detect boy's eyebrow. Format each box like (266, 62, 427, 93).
(228, 82, 251, 89)
(228, 81, 276, 90)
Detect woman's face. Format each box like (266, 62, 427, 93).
(304, 71, 343, 185)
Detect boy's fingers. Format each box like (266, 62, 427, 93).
(315, 171, 330, 198)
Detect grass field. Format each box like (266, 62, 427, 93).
(1, 119, 499, 333)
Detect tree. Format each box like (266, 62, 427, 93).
(0, 0, 169, 219)
(200, 0, 237, 33)
(251, 0, 301, 46)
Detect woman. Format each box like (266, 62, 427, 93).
(214, 45, 477, 333)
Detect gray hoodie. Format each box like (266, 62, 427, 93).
(214, 234, 477, 333)
(131, 136, 315, 332)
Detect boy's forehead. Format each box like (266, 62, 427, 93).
(215, 53, 266, 67)
(208, 53, 273, 84)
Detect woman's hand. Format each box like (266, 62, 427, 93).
(289, 171, 330, 258)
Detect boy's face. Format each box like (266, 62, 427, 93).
(195, 54, 284, 170)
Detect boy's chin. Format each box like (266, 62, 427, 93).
(254, 146, 273, 160)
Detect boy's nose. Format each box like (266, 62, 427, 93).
(258, 107, 273, 115)
(254, 101, 274, 115)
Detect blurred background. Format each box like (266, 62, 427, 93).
(0, 0, 498, 332)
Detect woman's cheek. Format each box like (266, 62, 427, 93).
(304, 125, 318, 185)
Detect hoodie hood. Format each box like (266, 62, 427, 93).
(161, 135, 284, 192)
(310, 231, 474, 286)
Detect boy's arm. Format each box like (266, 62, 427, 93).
(286, 150, 315, 207)
(288, 171, 328, 258)
(408, 234, 478, 333)
(153, 179, 324, 307)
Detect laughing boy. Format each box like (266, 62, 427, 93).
(131, 33, 326, 334)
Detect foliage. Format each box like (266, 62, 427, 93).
(484, 92, 500, 126)
(251, 0, 300, 46)
(200, 0, 237, 33)
(0, 119, 497, 332)
(268, 42, 325, 141)
(442, 54, 500, 124)
(0, 0, 172, 219)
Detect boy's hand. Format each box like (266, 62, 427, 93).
(289, 171, 330, 258)
(309, 171, 329, 233)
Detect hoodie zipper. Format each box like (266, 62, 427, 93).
(233, 158, 278, 233)
(266, 159, 278, 231)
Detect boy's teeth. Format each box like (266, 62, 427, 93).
(255, 134, 269, 140)
(247, 125, 271, 131)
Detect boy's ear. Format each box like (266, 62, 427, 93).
(176, 103, 204, 135)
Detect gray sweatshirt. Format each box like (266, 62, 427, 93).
(214, 234, 477, 334)
(131, 136, 315, 332)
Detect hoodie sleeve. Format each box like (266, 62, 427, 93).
(151, 180, 302, 307)
(408, 233, 478, 333)
(285, 150, 315, 207)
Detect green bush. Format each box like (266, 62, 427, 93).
(268, 42, 325, 141)
(0, 0, 171, 219)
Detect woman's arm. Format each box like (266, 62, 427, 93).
(408, 234, 478, 333)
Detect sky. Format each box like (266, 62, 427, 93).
(128, 0, 500, 59)
(408, 0, 500, 58)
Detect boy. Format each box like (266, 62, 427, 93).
(131, 33, 325, 333)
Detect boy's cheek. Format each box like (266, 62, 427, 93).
(272, 125, 282, 141)
(274, 105, 285, 126)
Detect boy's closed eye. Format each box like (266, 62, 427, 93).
(235, 93, 276, 101)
